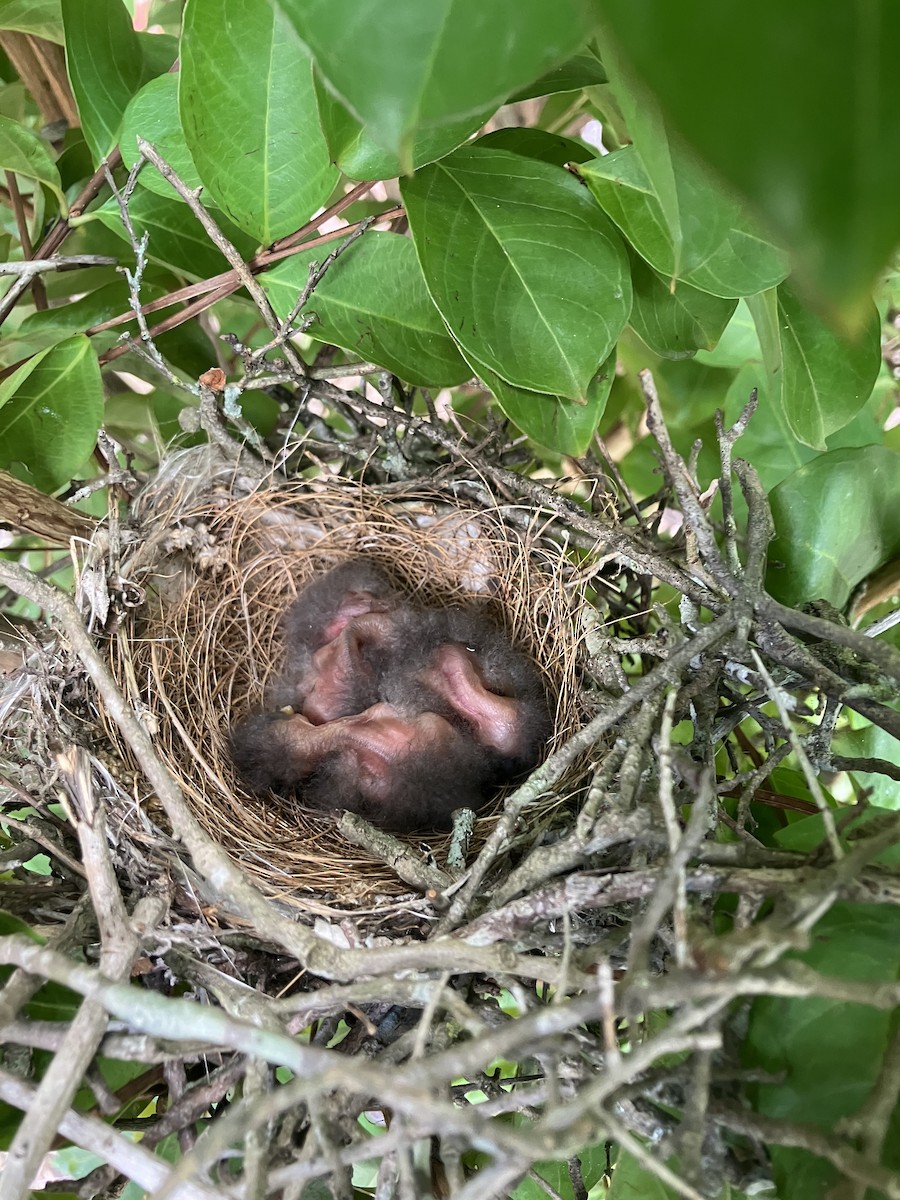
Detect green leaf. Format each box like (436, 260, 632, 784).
(745, 287, 780, 377)
(722, 363, 884, 498)
(745, 904, 900, 1197)
(16, 281, 215, 373)
(25, 979, 81, 1022)
(49, 1149, 106, 1183)
(475, 128, 595, 168)
(61, 0, 144, 163)
(279, 0, 595, 164)
(607, 1150, 675, 1198)
(722, 367, 811, 494)
(628, 249, 736, 359)
(479, 351, 615, 456)
(402, 146, 631, 402)
(749, 286, 882, 451)
(0, 0, 63, 43)
(776, 800, 900, 857)
(0, 336, 103, 490)
(121, 74, 203, 199)
(830, 720, 900, 811)
(580, 145, 789, 298)
(94, 187, 258, 281)
(508, 51, 608, 102)
(694, 300, 760, 369)
(313, 75, 494, 182)
(18, 280, 140, 347)
(263, 231, 470, 388)
(56, 142, 94, 197)
(0, 84, 26, 125)
(136, 30, 177, 80)
(154, 323, 219, 381)
(774, 285, 881, 449)
(598, 2, 900, 326)
(0, 115, 65, 209)
(600, 34, 683, 278)
(0, 911, 45, 942)
(766, 446, 900, 608)
(180, 0, 338, 244)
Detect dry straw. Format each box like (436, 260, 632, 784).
(101, 449, 590, 908)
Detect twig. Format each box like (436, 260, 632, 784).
(136, 137, 307, 377)
(0, 1070, 228, 1200)
(750, 649, 843, 858)
(0, 148, 122, 329)
(0, 747, 165, 1200)
(708, 1102, 900, 1198)
(436, 609, 738, 933)
(0, 254, 118, 276)
(714, 390, 758, 577)
(641, 368, 730, 593)
(336, 811, 452, 892)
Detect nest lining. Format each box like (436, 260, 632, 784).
(103, 470, 591, 906)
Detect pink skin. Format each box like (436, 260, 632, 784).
(274, 703, 456, 800)
(422, 644, 523, 756)
(319, 592, 390, 643)
(295, 612, 395, 724)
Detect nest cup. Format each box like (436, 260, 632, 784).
(105, 467, 586, 907)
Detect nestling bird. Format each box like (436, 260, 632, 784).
(229, 559, 552, 831)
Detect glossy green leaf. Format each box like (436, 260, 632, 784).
(136, 30, 177, 80)
(0, 911, 45, 942)
(776, 285, 881, 449)
(24, 978, 81, 1022)
(745, 287, 779, 377)
(61, 0, 144, 162)
(475, 128, 594, 167)
(16, 280, 184, 361)
(0, 0, 63, 42)
(154, 323, 220, 381)
(748, 286, 881, 450)
(600, 35, 683, 277)
(722, 365, 882, 495)
(597, 2, 900, 326)
(606, 1151, 676, 1199)
(55, 131, 93, 191)
(0, 115, 65, 208)
(694, 300, 760, 369)
(314, 75, 494, 182)
(508, 51, 608, 102)
(279, 0, 595, 163)
(0, 85, 26, 125)
(766, 446, 900, 608)
(628, 250, 736, 359)
(121, 74, 203, 199)
(745, 904, 900, 1196)
(0, 336, 103, 490)
(479, 351, 614, 456)
(831, 720, 900, 811)
(180, 0, 338, 244)
(263, 232, 470, 388)
(580, 145, 789, 298)
(402, 146, 631, 402)
(94, 187, 258, 281)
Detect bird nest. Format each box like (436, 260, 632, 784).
(101, 450, 591, 908)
